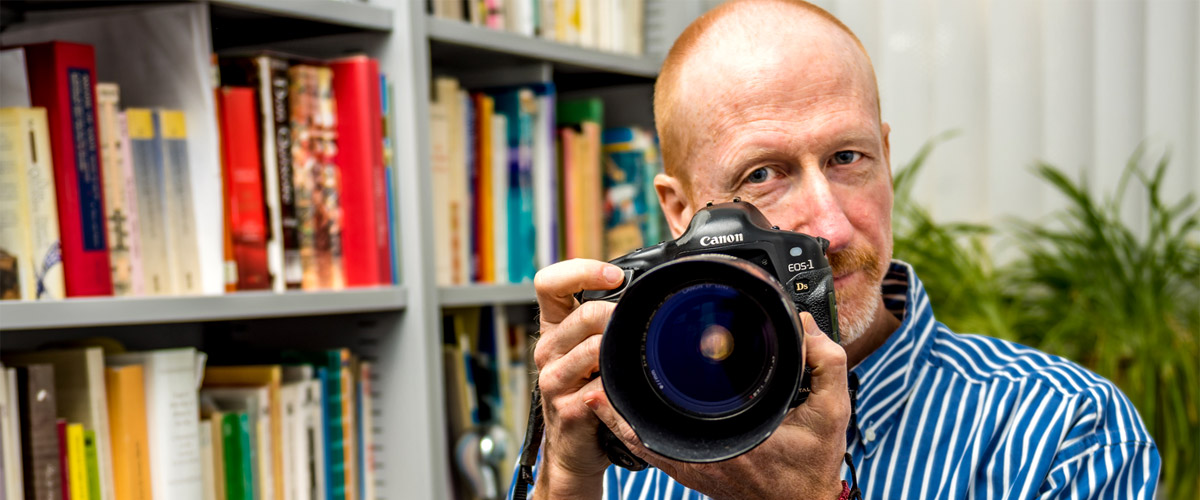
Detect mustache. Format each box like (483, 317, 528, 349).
(828, 243, 879, 278)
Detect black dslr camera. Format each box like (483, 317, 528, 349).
(582, 199, 839, 468)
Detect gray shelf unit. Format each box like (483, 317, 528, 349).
(0, 1, 670, 498)
(0, 287, 407, 330)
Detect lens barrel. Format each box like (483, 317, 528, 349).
(599, 254, 805, 463)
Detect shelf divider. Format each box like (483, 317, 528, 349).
(0, 287, 407, 331)
(438, 283, 537, 307)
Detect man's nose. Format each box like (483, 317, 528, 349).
(780, 174, 855, 253)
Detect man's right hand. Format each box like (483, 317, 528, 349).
(530, 259, 626, 500)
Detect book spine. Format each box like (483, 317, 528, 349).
(218, 87, 271, 290)
(491, 115, 509, 283)
(465, 93, 479, 283)
(16, 365, 60, 500)
(24, 42, 113, 297)
(381, 75, 399, 285)
(66, 423, 88, 500)
(314, 67, 344, 291)
(156, 110, 202, 295)
(268, 59, 302, 291)
(126, 109, 174, 295)
(532, 87, 558, 269)
(56, 420, 70, 500)
(429, 79, 454, 286)
(116, 113, 144, 296)
(105, 366, 152, 500)
(96, 83, 135, 296)
(330, 57, 391, 287)
(222, 413, 253, 500)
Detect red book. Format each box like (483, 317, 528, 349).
(21, 41, 113, 297)
(217, 87, 271, 290)
(56, 419, 70, 500)
(330, 56, 393, 287)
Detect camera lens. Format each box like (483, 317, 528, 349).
(644, 283, 777, 417)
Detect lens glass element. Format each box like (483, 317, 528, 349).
(643, 283, 777, 417)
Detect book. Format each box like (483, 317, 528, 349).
(106, 348, 204, 500)
(220, 413, 254, 500)
(472, 93, 496, 283)
(289, 65, 344, 290)
(0, 48, 30, 108)
(429, 77, 455, 286)
(330, 56, 392, 287)
(14, 365, 60, 500)
(278, 382, 302, 500)
(200, 387, 273, 500)
(116, 112, 144, 296)
(19, 41, 113, 297)
(602, 126, 655, 259)
(199, 420, 216, 500)
(491, 114, 510, 284)
(125, 109, 173, 295)
(95, 83, 138, 296)
(3, 348, 114, 500)
(66, 423, 88, 500)
(355, 361, 375, 500)
(56, 419, 69, 500)
(0, 107, 65, 300)
(202, 366, 283, 500)
(528, 83, 558, 272)
(219, 54, 301, 291)
(380, 75, 399, 286)
(0, 366, 24, 500)
(104, 365, 152, 500)
(281, 350, 351, 500)
(204, 413, 227, 500)
(155, 110, 202, 295)
(217, 87, 271, 291)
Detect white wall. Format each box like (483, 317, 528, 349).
(653, 0, 1199, 231)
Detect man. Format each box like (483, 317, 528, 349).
(522, 0, 1160, 498)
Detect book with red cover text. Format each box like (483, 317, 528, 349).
(20, 41, 113, 297)
(217, 87, 271, 290)
(330, 56, 392, 287)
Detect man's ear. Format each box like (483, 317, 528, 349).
(881, 121, 892, 177)
(655, 173, 693, 238)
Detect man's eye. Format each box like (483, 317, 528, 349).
(832, 151, 862, 165)
(746, 167, 771, 183)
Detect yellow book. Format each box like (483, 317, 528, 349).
(476, 94, 495, 283)
(0, 107, 64, 300)
(106, 365, 153, 500)
(67, 423, 89, 500)
(203, 366, 283, 500)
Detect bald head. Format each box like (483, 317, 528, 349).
(654, 0, 880, 188)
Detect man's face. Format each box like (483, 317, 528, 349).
(660, 19, 894, 343)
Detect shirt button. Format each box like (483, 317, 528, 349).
(864, 427, 877, 442)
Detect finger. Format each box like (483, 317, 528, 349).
(789, 312, 850, 429)
(535, 301, 615, 368)
(582, 386, 652, 461)
(535, 259, 625, 324)
(539, 334, 604, 394)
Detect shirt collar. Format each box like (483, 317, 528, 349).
(848, 260, 938, 457)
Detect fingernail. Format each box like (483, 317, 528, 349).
(603, 265, 623, 283)
(584, 398, 598, 410)
(801, 313, 822, 336)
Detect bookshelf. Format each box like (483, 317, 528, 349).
(0, 0, 670, 499)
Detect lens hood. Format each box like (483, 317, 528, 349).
(599, 254, 805, 463)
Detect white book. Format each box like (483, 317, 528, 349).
(454, 90, 472, 286)
(492, 114, 510, 283)
(531, 91, 557, 271)
(199, 421, 217, 500)
(0, 107, 64, 301)
(358, 362, 375, 500)
(107, 348, 204, 500)
(1, 366, 24, 500)
(96, 83, 138, 297)
(279, 382, 305, 500)
(0, 49, 29, 108)
(156, 110, 202, 295)
(126, 108, 175, 295)
(200, 387, 274, 500)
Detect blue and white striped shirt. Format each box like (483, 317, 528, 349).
(515, 261, 1160, 499)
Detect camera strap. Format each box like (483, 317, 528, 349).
(512, 382, 544, 500)
(845, 371, 863, 499)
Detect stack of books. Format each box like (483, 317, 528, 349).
(429, 0, 646, 56)
(0, 41, 398, 301)
(0, 346, 376, 500)
(428, 76, 666, 286)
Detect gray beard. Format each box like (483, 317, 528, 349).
(835, 283, 882, 346)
